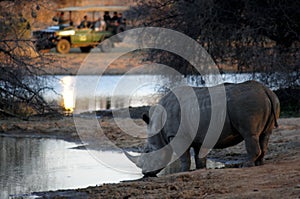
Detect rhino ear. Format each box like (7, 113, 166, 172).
(142, 113, 150, 124)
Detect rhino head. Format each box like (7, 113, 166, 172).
(125, 106, 172, 177)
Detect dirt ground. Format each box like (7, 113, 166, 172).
(40, 43, 152, 76)
(39, 42, 239, 76)
(2, 116, 300, 199)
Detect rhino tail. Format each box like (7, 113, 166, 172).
(264, 87, 280, 128)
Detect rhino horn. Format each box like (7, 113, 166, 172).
(124, 150, 143, 168)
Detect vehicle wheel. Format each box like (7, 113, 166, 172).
(80, 46, 92, 53)
(56, 39, 70, 54)
(100, 39, 112, 52)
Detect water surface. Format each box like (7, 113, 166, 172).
(0, 136, 141, 199)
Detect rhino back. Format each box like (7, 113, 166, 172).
(192, 85, 242, 148)
(155, 81, 278, 150)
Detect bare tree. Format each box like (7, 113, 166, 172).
(127, 0, 300, 88)
(0, 0, 59, 119)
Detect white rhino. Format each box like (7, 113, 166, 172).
(126, 80, 280, 177)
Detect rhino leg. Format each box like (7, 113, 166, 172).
(192, 145, 206, 169)
(256, 130, 272, 166)
(243, 135, 262, 167)
(195, 156, 207, 169)
(179, 149, 191, 172)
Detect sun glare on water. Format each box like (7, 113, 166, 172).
(61, 76, 75, 112)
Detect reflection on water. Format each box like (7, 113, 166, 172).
(45, 74, 222, 113)
(61, 76, 75, 112)
(0, 137, 141, 198)
(45, 73, 293, 113)
(46, 75, 169, 113)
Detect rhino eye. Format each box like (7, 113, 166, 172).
(144, 148, 150, 153)
(143, 145, 152, 153)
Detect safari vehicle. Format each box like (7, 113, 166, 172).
(32, 5, 128, 53)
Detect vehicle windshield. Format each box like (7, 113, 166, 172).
(48, 24, 69, 30)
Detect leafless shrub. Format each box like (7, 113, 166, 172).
(0, 0, 59, 119)
(126, 0, 300, 88)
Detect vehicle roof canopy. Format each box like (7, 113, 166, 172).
(57, 5, 130, 12)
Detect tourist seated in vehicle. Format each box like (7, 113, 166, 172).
(111, 12, 119, 25)
(94, 17, 106, 32)
(117, 13, 124, 25)
(53, 12, 69, 25)
(79, 15, 92, 29)
(103, 11, 111, 24)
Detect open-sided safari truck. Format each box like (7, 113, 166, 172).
(32, 5, 129, 53)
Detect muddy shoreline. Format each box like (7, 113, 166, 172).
(3, 116, 300, 199)
(0, 106, 151, 151)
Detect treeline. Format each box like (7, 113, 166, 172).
(125, 0, 299, 116)
(126, 0, 299, 87)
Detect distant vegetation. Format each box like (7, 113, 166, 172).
(127, 0, 299, 116)
(127, 0, 299, 86)
(275, 88, 300, 117)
